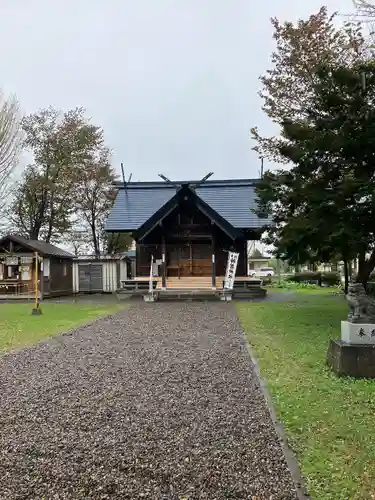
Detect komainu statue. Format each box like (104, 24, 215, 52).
(346, 283, 375, 323)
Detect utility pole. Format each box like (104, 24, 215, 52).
(260, 158, 264, 178)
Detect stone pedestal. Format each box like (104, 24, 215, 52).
(327, 339, 375, 378)
(327, 321, 375, 378)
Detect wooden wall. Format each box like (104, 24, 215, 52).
(47, 257, 73, 296)
(135, 202, 248, 278)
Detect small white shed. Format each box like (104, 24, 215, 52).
(72, 255, 130, 294)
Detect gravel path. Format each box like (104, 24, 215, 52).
(0, 302, 297, 499)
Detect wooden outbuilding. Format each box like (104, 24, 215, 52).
(72, 255, 131, 294)
(0, 234, 74, 299)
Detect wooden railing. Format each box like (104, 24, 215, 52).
(0, 280, 34, 296)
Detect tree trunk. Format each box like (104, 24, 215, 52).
(356, 250, 375, 292)
(46, 216, 54, 243)
(91, 224, 100, 258)
(29, 218, 43, 240)
(343, 259, 349, 295)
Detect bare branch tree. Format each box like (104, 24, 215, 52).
(64, 228, 91, 256)
(353, 0, 375, 44)
(0, 90, 23, 213)
(354, 0, 375, 16)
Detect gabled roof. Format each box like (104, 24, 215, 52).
(135, 184, 241, 241)
(105, 178, 268, 232)
(0, 234, 74, 258)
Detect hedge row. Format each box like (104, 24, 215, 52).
(286, 271, 340, 286)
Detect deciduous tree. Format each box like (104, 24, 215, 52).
(354, 0, 375, 19)
(251, 7, 368, 162)
(72, 153, 117, 257)
(64, 229, 91, 256)
(0, 90, 23, 216)
(9, 107, 107, 242)
(105, 232, 133, 255)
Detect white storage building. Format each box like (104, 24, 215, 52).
(72, 255, 132, 294)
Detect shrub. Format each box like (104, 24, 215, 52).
(287, 272, 320, 284)
(267, 279, 319, 289)
(321, 272, 341, 286)
(286, 271, 340, 287)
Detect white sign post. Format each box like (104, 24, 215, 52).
(223, 251, 239, 293)
(144, 254, 157, 302)
(149, 254, 154, 295)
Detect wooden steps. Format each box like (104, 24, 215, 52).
(119, 276, 267, 301)
(133, 276, 261, 292)
(164, 277, 214, 290)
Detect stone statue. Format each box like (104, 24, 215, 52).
(346, 282, 375, 323)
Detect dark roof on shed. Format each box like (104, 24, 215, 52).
(105, 178, 268, 232)
(0, 234, 75, 258)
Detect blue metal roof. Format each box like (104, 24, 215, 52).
(105, 179, 268, 232)
(106, 186, 176, 231)
(195, 185, 263, 228)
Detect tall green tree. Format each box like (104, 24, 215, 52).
(105, 232, 133, 255)
(256, 62, 375, 292)
(9, 163, 70, 241)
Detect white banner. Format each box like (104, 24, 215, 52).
(224, 251, 239, 290)
(149, 254, 154, 293)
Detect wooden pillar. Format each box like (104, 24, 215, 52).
(211, 224, 216, 289)
(162, 235, 166, 289)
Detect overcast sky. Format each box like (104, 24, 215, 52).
(1, 0, 355, 181)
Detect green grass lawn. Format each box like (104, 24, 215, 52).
(0, 302, 124, 353)
(237, 294, 375, 500)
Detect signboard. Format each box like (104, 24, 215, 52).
(341, 320, 375, 345)
(5, 256, 18, 266)
(223, 251, 239, 290)
(20, 256, 33, 264)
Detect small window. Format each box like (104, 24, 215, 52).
(63, 263, 67, 276)
(43, 258, 50, 278)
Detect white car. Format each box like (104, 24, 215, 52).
(249, 267, 275, 278)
